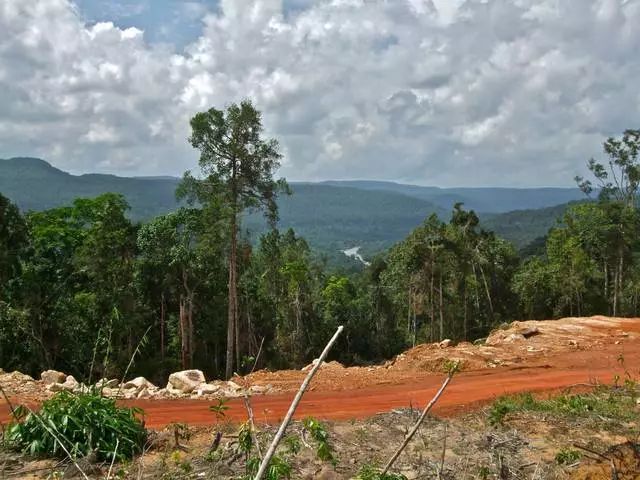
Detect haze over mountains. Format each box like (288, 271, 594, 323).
(0, 157, 587, 257)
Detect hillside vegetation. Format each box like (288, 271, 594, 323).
(1, 103, 639, 389)
(2, 157, 576, 255)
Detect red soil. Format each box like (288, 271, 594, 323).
(2, 317, 640, 429)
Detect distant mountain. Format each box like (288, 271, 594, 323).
(0, 157, 182, 220)
(0, 157, 580, 259)
(481, 201, 589, 248)
(321, 180, 586, 213)
(243, 184, 448, 255)
(0, 158, 446, 257)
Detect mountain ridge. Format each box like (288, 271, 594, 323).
(1, 157, 582, 256)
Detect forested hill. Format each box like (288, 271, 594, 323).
(0, 157, 182, 220)
(321, 180, 585, 213)
(0, 157, 581, 254)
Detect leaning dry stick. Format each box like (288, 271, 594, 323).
(253, 325, 344, 480)
(381, 367, 456, 475)
(106, 439, 120, 480)
(243, 394, 263, 459)
(0, 384, 16, 418)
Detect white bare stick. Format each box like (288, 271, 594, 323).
(106, 438, 119, 480)
(253, 325, 344, 480)
(381, 369, 456, 475)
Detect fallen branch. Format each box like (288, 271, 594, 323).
(572, 443, 618, 479)
(253, 325, 344, 480)
(381, 363, 457, 475)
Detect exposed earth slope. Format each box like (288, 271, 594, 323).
(1, 316, 638, 430)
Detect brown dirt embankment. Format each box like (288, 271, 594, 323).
(1, 316, 639, 429)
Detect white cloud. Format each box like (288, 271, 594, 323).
(0, 0, 639, 185)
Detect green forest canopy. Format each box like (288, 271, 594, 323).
(1, 120, 638, 384)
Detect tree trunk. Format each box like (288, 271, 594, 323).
(179, 296, 187, 370)
(618, 252, 624, 315)
(439, 272, 444, 340)
(226, 212, 238, 379)
(188, 296, 194, 368)
(160, 292, 165, 361)
(462, 279, 468, 340)
(613, 271, 617, 317)
(604, 260, 609, 311)
(479, 264, 494, 315)
(430, 265, 435, 343)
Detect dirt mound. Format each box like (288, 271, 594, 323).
(238, 316, 639, 393)
(571, 442, 640, 479)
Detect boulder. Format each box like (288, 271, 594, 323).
(167, 370, 206, 394)
(8, 371, 34, 382)
(48, 375, 79, 392)
(439, 339, 453, 348)
(41, 370, 66, 386)
(95, 378, 120, 389)
(123, 376, 154, 391)
(197, 383, 220, 396)
(226, 380, 242, 391)
(518, 327, 540, 339)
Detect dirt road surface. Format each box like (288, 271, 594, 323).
(2, 316, 639, 429)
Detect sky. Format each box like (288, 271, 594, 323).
(0, 0, 638, 187)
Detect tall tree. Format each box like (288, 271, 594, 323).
(178, 100, 289, 378)
(576, 129, 640, 207)
(0, 194, 27, 298)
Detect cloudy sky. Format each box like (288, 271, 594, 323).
(1, 0, 638, 186)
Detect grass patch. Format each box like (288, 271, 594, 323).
(488, 386, 637, 426)
(555, 448, 581, 465)
(5, 391, 147, 462)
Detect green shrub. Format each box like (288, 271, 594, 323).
(7, 391, 146, 462)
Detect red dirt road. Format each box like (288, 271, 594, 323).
(2, 316, 639, 429)
(128, 360, 636, 429)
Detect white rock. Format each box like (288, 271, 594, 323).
(197, 384, 220, 396)
(48, 375, 78, 392)
(439, 339, 452, 348)
(167, 370, 206, 394)
(74, 383, 91, 394)
(226, 380, 242, 391)
(41, 370, 66, 385)
(123, 376, 154, 390)
(249, 385, 268, 394)
(95, 378, 119, 389)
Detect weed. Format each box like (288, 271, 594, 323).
(6, 391, 146, 462)
(237, 421, 254, 457)
(245, 455, 292, 480)
(283, 434, 301, 455)
(354, 426, 368, 444)
(478, 465, 491, 479)
(488, 386, 637, 426)
(356, 464, 408, 480)
(209, 398, 230, 427)
(303, 417, 337, 465)
(555, 448, 581, 465)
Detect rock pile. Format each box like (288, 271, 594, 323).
(0, 368, 274, 403)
